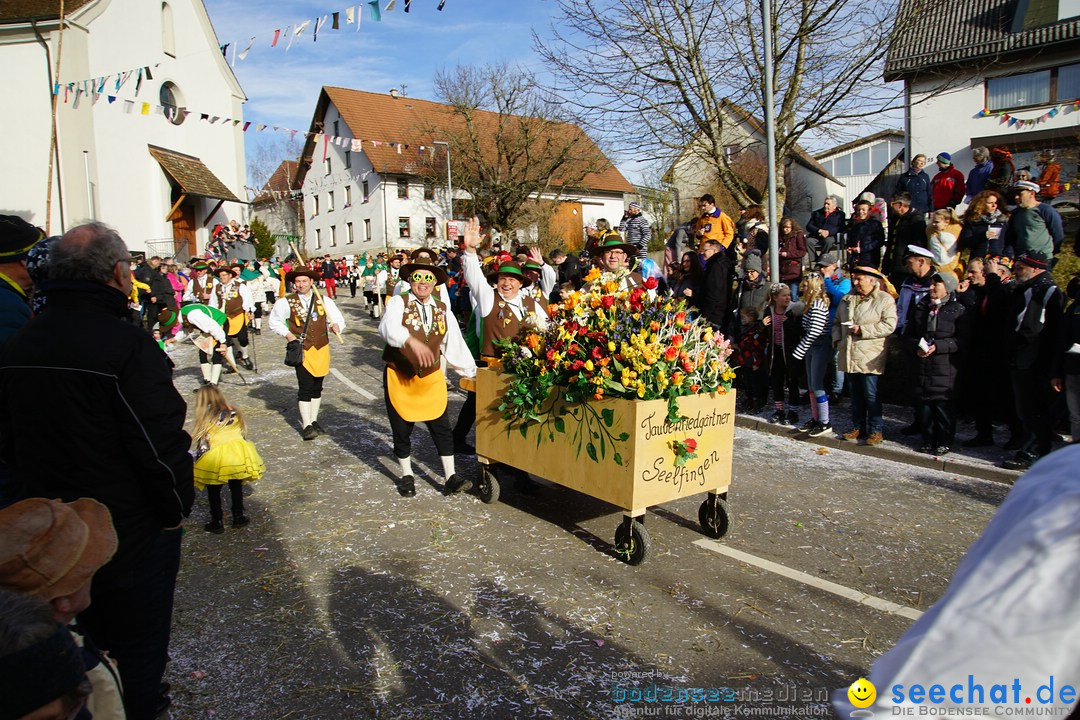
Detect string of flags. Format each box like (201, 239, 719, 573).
(57, 0, 449, 89)
(975, 99, 1080, 128)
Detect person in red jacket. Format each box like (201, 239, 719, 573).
(930, 152, 966, 210)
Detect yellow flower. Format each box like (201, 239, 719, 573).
(636, 383, 646, 398)
(585, 359, 594, 372)
(585, 267, 601, 282)
(608, 341, 616, 352)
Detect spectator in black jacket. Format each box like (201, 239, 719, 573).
(1002, 251, 1066, 470)
(885, 193, 927, 286)
(698, 239, 734, 336)
(147, 262, 176, 329)
(1052, 275, 1080, 444)
(845, 199, 885, 270)
(805, 196, 845, 266)
(959, 190, 1010, 259)
(894, 154, 933, 214)
(0, 221, 194, 720)
(903, 271, 969, 455)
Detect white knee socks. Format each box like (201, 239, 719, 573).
(440, 455, 456, 480)
(399, 456, 413, 477)
(310, 397, 321, 422)
(298, 401, 312, 428)
(210, 363, 222, 385)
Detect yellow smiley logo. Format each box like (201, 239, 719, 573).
(848, 678, 876, 709)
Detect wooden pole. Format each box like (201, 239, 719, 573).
(44, 0, 65, 235)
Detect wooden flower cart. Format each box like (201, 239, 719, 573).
(470, 368, 735, 565)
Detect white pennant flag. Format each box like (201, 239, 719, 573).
(351, 139, 363, 152)
(287, 20, 310, 50)
(356, 4, 363, 30)
(238, 36, 256, 61)
(346, 6, 355, 23)
(384, 0, 396, 10)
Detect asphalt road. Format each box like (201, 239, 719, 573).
(165, 294, 1009, 720)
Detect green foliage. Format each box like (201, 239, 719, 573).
(250, 217, 276, 259)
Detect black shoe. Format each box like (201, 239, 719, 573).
(203, 520, 224, 534)
(961, 434, 994, 448)
(919, 442, 934, 454)
(240, 357, 254, 370)
(154, 692, 172, 718)
(1002, 452, 1036, 471)
(933, 446, 951, 456)
(768, 410, 785, 424)
(301, 425, 319, 441)
(1003, 435, 1025, 451)
(901, 424, 921, 436)
(311, 421, 326, 435)
(253, 328, 261, 335)
(445, 474, 472, 494)
(454, 440, 475, 454)
(797, 419, 817, 433)
(398, 475, 416, 497)
(232, 515, 250, 528)
(807, 422, 832, 438)
(785, 410, 799, 425)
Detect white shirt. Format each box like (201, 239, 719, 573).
(183, 306, 226, 344)
(208, 280, 255, 313)
(267, 291, 346, 338)
(182, 274, 214, 304)
(378, 293, 476, 378)
(462, 251, 549, 335)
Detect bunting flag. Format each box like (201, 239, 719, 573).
(314, 15, 328, 41)
(385, 0, 396, 10)
(238, 36, 257, 61)
(346, 6, 355, 23)
(979, 100, 1080, 129)
(288, 20, 310, 50)
(369, 0, 382, 21)
(271, 28, 281, 47)
(404, 0, 411, 11)
(438, 0, 446, 9)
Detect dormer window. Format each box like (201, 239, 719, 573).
(162, 2, 175, 57)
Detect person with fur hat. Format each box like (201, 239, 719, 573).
(0, 497, 125, 719)
(208, 263, 255, 371)
(930, 152, 965, 210)
(1002, 180, 1065, 259)
(1002, 250, 1065, 470)
(379, 253, 476, 498)
(268, 267, 345, 440)
(903, 271, 969, 455)
(0, 214, 44, 347)
(833, 266, 898, 446)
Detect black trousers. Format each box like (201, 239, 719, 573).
(227, 321, 248, 349)
(769, 353, 800, 407)
(453, 391, 476, 444)
(198, 348, 224, 365)
(917, 399, 956, 447)
(296, 364, 325, 401)
(384, 367, 454, 459)
(1012, 368, 1054, 456)
(206, 480, 244, 521)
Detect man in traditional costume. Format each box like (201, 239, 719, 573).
(522, 247, 557, 309)
(591, 234, 657, 296)
(268, 268, 345, 441)
(393, 248, 452, 307)
(373, 254, 402, 320)
(209, 264, 255, 371)
(379, 257, 476, 498)
(453, 217, 548, 454)
(158, 304, 227, 385)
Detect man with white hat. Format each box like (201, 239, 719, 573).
(619, 201, 651, 262)
(1002, 180, 1064, 259)
(896, 244, 937, 334)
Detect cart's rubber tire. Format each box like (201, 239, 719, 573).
(477, 466, 500, 504)
(698, 497, 732, 539)
(614, 519, 653, 566)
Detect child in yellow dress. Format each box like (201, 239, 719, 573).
(191, 385, 265, 533)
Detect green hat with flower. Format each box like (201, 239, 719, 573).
(485, 260, 533, 288)
(589, 233, 637, 258)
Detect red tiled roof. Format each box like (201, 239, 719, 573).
(252, 160, 299, 205)
(0, 0, 94, 23)
(296, 86, 634, 195)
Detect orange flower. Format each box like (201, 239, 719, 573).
(690, 384, 700, 393)
(664, 347, 678, 362)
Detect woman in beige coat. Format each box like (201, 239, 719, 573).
(832, 266, 898, 445)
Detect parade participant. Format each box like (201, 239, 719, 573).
(0, 215, 43, 348)
(379, 256, 476, 497)
(268, 268, 345, 441)
(522, 248, 557, 308)
(454, 218, 549, 454)
(373, 255, 402, 319)
(394, 248, 451, 306)
(320, 254, 338, 299)
(190, 385, 264, 532)
(209, 264, 255, 371)
(589, 234, 658, 295)
(161, 303, 227, 385)
(182, 260, 214, 305)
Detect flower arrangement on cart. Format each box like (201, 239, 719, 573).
(494, 267, 736, 467)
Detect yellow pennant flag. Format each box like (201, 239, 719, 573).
(141, 102, 150, 115)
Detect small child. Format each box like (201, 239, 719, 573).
(735, 307, 768, 413)
(929, 209, 960, 274)
(191, 385, 265, 533)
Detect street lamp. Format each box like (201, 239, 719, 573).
(432, 140, 453, 231)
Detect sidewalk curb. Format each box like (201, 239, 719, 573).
(735, 415, 1020, 486)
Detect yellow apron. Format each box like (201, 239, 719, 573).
(226, 313, 245, 336)
(387, 366, 447, 422)
(303, 343, 331, 378)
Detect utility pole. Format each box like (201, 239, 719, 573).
(762, 0, 780, 282)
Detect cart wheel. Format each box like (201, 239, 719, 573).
(698, 497, 732, 539)
(476, 466, 500, 504)
(614, 519, 653, 566)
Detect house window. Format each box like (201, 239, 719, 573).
(1060, 63, 1080, 102)
(364, 219, 371, 242)
(424, 183, 435, 201)
(362, 180, 369, 202)
(159, 82, 185, 126)
(398, 217, 411, 238)
(161, 3, 175, 57)
(312, 195, 320, 216)
(333, 120, 339, 137)
(834, 153, 852, 177)
(345, 151, 352, 169)
(330, 225, 337, 247)
(344, 186, 352, 207)
(871, 142, 890, 170)
(397, 178, 408, 199)
(723, 144, 741, 162)
(315, 228, 322, 249)
(347, 222, 354, 244)
(328, 191, 335, 212)
(820, 159, 833, 176)
(324, 156, 332, 176)
(425, 217, 436, 238)
(852, 147, 870, 176)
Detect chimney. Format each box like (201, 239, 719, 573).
(389, 88, 399, 99)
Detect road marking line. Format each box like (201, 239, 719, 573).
(692, 539, 924, 621)
(330, 367, 377, 400)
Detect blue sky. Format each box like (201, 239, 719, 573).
(202, 0, 566, 186)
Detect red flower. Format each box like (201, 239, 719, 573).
(664, 347, 679, 362)
(591, 346, 605, 360)
(601, 295, 616, 309)
(672, 334, 684, 348)
(571, 360, 585, 371)
(682, 361, 693, 373)
(686, 439, 697, 451)
(644, 276, 659, 290)
(546, 349, 556, 362)
(630, 287, 645, 305)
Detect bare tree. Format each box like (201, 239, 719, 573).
(247, 136, 304, 239)
(414, 63, 615, 234)
(536, 0, 942, 211)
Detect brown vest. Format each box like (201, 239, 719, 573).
(382, 295, 447, 378)
(191, 274, 211, 300)
(215, 281, 245, 318)
(385, 269, 400, 296)
(285, 293, 329, 351)
(480, 294, 540, 357)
